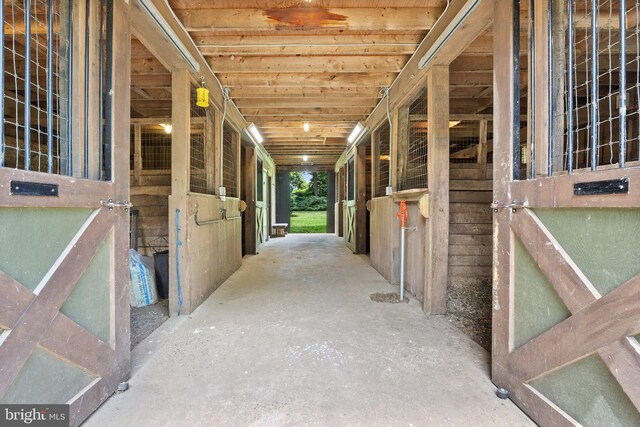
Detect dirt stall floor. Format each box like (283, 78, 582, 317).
(445, 280, 492, 351)
(130, 299, 169, 349)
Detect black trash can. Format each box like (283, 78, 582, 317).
(153, 250, 169, 299)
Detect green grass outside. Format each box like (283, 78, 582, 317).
(290, 211, 327, 233)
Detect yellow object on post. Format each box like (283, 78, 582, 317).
(196, 86, 209, 107)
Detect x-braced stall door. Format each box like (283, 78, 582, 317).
(492, 1, 640, 425)
(344, 156, 356, 252)
(0, 1, 130, 425)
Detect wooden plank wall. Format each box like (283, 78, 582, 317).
(130, 172, 171, 257)
(184, 194, 243, 311)
(369, 197, 425, 302)
(448, 163, 493, 287)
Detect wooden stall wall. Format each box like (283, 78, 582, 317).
(448, 164, 493, 288)
(184, 195, 243, 310)
(369, 197, 425, 302)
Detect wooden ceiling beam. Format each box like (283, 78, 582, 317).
(229, 86, 382, 99)
(241, 107, 372, 116)
(173, 8, 443, 33)
(235, 97, 379, 109)
(246, 115, 366, 122)
(208, 55, 409, 74)
(190, 33, 424, 47)
(200, 44, 417, 57)
(218, 72, 395, 88)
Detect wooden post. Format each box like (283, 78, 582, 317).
(133, 124, 142, 186)
(235, 129, 242, 198)
(396, 106, 410, 190)
(492, 0, 517, 382)
(371, 129, 379, 197)
(169, 67, 191, 316)
(424, 65, 450, 315)
(534, 0, 550, 176)
(356, 143, 367, 254)
(205, 110, 215, 194)
(213, 108, 222, 192)
(477, 119, 488, 178)
(390, 107, 400, 191)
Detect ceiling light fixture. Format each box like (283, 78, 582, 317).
(348, 122, 365, 144)
(160, 123, 172, 134)
(248, 123, 264, 144)
(303, 155, 309, 162)
(138, 0, 200, 72)
(303, 122, 310, 132)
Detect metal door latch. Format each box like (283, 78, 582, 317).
(490, 200, 527, 213)
(100, 199, 133, 212)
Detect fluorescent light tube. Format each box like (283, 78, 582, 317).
(248, 123, 264, 144)
(348, 122, 364, 144)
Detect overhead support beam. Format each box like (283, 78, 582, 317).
(173, 8, 444, 33)
(208, 55, 408, 74)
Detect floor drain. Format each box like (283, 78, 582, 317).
(370, 293, 409, 304)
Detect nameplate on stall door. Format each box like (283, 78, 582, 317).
(10, 181, 59, 197)
(573, 178, 628, 196)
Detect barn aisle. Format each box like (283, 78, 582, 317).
(85, 234, 532, 426)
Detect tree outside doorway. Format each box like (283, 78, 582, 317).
(290, 172, 328, 233)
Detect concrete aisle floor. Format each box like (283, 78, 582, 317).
(86, 234, 533, 427)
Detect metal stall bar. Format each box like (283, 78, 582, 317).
(566, 0, 574, 174)
(0, 0, 4, 168)
(66, 0, 73, 176)
(590, 0, 599, 171)
(528, 0, 535, 179)
(103, 0, 113, 180)
(98, 0, 104, 179)
(47, 0, 54, 173)
(513, 0, 521, 180)
(547, 0, 553, 176)
(24, 0, 31, 171)
(83, 0, 90, 178)
(619, 0, 627, 168)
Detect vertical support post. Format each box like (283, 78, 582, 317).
(424, 65, 449, 315)
(205, 110, 215, 193)
(396, 106, 409, 190)
(213, 108, 222, 192)
(356, 143, 367, 254)
(546, 0, 552, 176)
(98, 0, 104, 180)
(492, 0, 517, 383)
(390, 107, 399, 192)
(235, 130, 241, 198)
(534, 0, 550, 176)
(103, 0, 113, 181)
(133, 124, 142, 186)
(24, 0, 31, 171)
(71, 0, 85, 177)
(619, 0, 627, 168)
(550, 0, 567, 174)
(371, 130, 379, 197)
(478, 119, 488, 177)
(590, 0, 599, 171)
(47, 0, 54, 173)
(111, 0, 132, 368)
(169, 67, 191, 316)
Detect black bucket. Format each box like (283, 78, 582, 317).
(153, 250, 169, 299)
